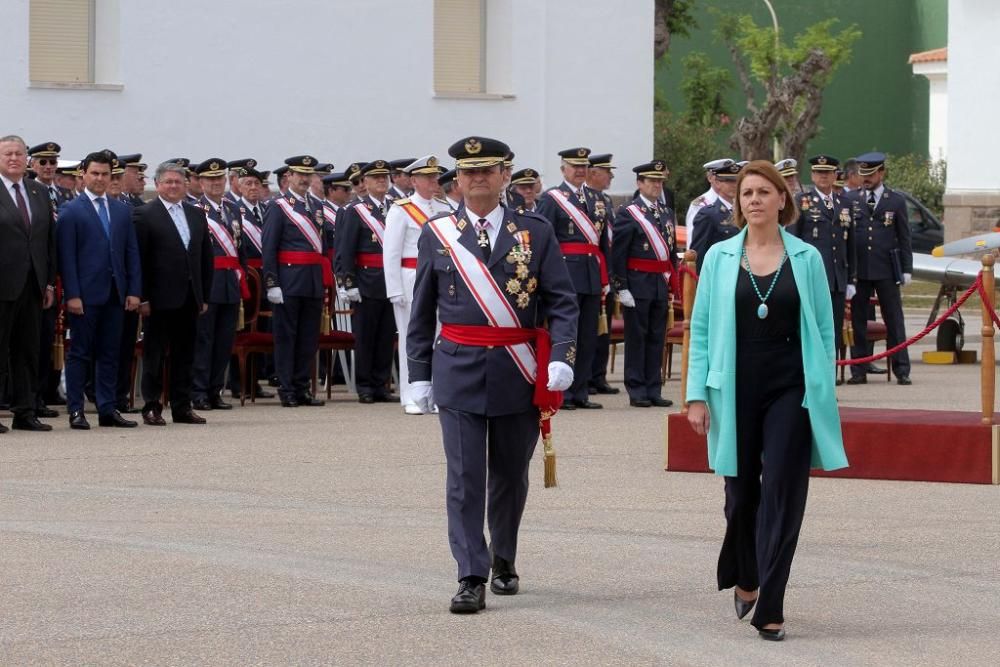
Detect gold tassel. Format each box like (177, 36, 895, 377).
(843, 318, 854, 347)
(597, 296, 608, 335)
(321, 305, 331, 335)
(541, 411, 557, 488)
(237, 300, 245, 331)
(53, 337, 64, 371)
(667, 295, 675, 330)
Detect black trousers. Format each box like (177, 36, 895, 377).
(192, 302, 238, 401)
(141, 293, 199, 417)
(273, 295, 321, 400)
(351, 296, 394, 397)
(0, 270, 42, 419)
(115, 310, 140, 408)
(831, 290, 845, 356)
(568, 292, 600, 402)
(623, 297, 668, 401)
(36, 304, 58, 406)
(718, 335, 812, 629)
(438, 407, 539, 581)
(590, 291, 615, 387)
(850, 279, 909, 378)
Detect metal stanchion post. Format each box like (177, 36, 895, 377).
(981, 254, 996, 425)
(680, 250, 697, 413)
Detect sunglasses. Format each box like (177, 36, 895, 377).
(35, 158, 57, 166)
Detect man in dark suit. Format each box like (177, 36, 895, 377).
(134, 161, 214, 426)
(57, 151, 142, 429)
(0, 135, 58, 432)
(408, 136, 578, 614)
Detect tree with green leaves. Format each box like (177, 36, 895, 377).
(714, 13, 861, 161)
(654, 0, 698, 59)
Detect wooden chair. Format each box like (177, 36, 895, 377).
(608, 317, 625, 373)
(312, 287, 356, 398)
(661, 300, 686, 382)
(233, 268, 275, 405)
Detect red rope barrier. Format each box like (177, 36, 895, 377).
(837, 274, 983, 366)
(977, 280, 1000, 331)
(679, 264, 698, 283)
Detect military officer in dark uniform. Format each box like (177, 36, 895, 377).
(611, 161, 677, 408)
(440, 168, 461, 210)
(845, 152, 912, 385)
(225, 158, 258, 205)
(388, 158, 416, 202)
(407, 136, 578, 614)
(261, 156, 328, 407)
(535, 147, 608, 410)
(506, 168, 539, 211)
(790, 154, 856, 382)
(690, 159, 740, 272)
(335, 160, 396, 403)
(117, 154, 147, 208)
(584, 153, 620, 395)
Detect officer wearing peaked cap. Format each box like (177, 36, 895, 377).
(535, 146, 609, 410)
(116, 154, 146, 208)
(28, 142, 72, 208)
(685, 158, 727, 236)
(507, 168, 540, 212)
(388, 158, 416, 202)
(439, 168, 461, 210)
(335, 159, 397, 403)
(691, 159, 740, 272)
(226, 158, 257, 205)
(383, 156, 451, 414)
(407, 135, 578, 614)
(775, 158, 803, 194)
(261, 155, 330, 407)
(844, 151, 913, 385)
(791, 154, 855, 381)
(612, 161, 677, 408)
(191, 158, 246, 411)
(584, 153, 620, 396)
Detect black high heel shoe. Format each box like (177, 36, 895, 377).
(758, 627, 786, 641)
(734, 590, 757, 620)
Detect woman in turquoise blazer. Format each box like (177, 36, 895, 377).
(686, 160, 848, 641)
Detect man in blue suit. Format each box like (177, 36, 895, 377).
(57, 151, 142, 429)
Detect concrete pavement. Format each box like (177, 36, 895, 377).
(1, 323, 998, 665)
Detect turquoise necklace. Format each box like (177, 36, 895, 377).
(741, 244, 787, 319)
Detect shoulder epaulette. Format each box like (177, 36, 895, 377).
(394, 197, 411, 206)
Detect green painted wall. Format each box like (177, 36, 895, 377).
(656, 0, 947, 160)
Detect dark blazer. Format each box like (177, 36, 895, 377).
(57, 193, 141, 305)
(844, 186, 912, 282)
(0, 176, 57, 301)
(610, 196, 677, 302)
(790, 187, 856, 292)
(133, 198, 213, 310)
(335, 196, 389, 299)
(535, 183, 609, 296)
(199, 196, 247, 305)
(261, 193, 327, 299)
(408, 205, 579, 417)
(690, 199, 738, 273)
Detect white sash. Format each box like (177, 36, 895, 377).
(549, 189, 600, 246)
(322, 202, 338, 224)
(207, 219, 239, 258)
(241, 216, 263, 252)
(275, 197, 323, 253)
(626, 204, 672, 286)
(427, 216, 536, 385)
(354, 202, 385, 246)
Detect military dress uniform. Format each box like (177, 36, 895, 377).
(192, 161, 247, 409)
(535, 147, 609, 409)
(383, 156, 450, 412)
(407, 136, 578, 612)
(690, 160, 741, 272)
(335, 160, 397, 402)
(790, 155, 855, 361)
(846, 153, 912, 383)
(685, 157, 731, 237)
(612, 162, 677, 406)
(583, 154, 620, 394)
(261, 156, 330, 406)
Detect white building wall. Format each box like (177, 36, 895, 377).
(2, 0, 653, 194)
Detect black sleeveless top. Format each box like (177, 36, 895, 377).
(735, 261, 800, 339)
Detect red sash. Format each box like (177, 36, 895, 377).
(356, 252, 384, 269)
(214, 257, 250, 299)
(399, 202, 429, 227)
(560, 242, 609, 287)
(277, 251, 333, 287)
(246, 258, 263, 270)
(401, 258, 418, 269)
(439, 324, 561, 413)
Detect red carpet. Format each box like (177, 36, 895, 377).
(666, 408, 1000, 484)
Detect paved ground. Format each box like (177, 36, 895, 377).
(2, 311, 998, 666)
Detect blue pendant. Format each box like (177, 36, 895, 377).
(757, 303, 769, 319)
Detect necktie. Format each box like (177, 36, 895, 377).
(252, 206, 262, 226)
(49, 186, 58, 204)
(96, 197, 111, 238)
(170, 204, 191, 248)
(867, 190, 876, 213)
(12, 183, 31, 230)
(476, 218, 491, 262)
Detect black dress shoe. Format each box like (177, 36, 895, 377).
(296, 394, 326, 407)
(210, 397, 233, 410)
(758, 627, 786, 641)
(36, 405, 59, 418)
(358, 394, 375, 404)
(449, 579, 486, 614)
(835, 378, 844, 386)
(173, 410, 207, 425)
(69, 410, 91, 430)
(0, 422, 8, 434)
(280, 398, 300, 408)
(573, 399, 603, 409)
(142, 409, 166, 426)
(373, 393, 396, 403)
(630, 398, 652, 407)
(99, 411, 138, 428)
(253, 385, 275, 399)
(560, 400, 577, 411)
(867, 364, 888, 375)
(268, 375, 280, 387)
(734, 590, 757, 620)
(117, 403, 143, 414)
(594, 383, 621, 395)
(192, 399, 214, 411)
(845, 376, 867, 385)
(897, 376, 912, 386)
(12, 416, 53, 432)
(490, 556, 519, 595)
(649, 397, 674, 407)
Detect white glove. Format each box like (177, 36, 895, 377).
(337, 288, 350, 303)
(547, 361, 574, 392)
(902, 273, 912, 286)
(845, 284, 857, 301)
(346, 288, 362, 303)
(389, 294, 407, 306)
(617, 289, 636, 308)
(602, 284, 610, 296)
(411, 381, 434, 413)
(266, 287, 284, 304)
